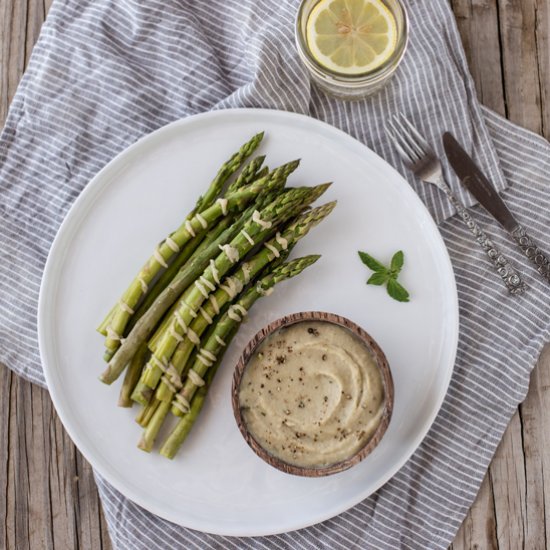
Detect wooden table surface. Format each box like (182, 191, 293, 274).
(1, 1, 549, 548)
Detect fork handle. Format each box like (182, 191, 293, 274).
(511, 226, 550, 284)
(446, 192, 527, 295)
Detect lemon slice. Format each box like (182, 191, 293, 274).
(306, 0, 398, 75)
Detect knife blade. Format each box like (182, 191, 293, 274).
(443, 131, 550, 285)
(442, 132, 518, 232)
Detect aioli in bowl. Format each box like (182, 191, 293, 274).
(232, 312, 394, 476)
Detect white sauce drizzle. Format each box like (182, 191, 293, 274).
(209, 295, 220, 315)
(200, 276, 216, 292)
(233, 304, 248, 317)
(275, 232, 289, 250)
(199, 307, 213, 325)
(241, 262, 252, 284)
(183, 302, 197, 318)
(187, 328, 201, 346)
(210, 259, 220, 284)
(165, 236, 180, 252)
(185, 220, 196, 237)
(194, 280, 209, 299)
(167, 363, 180, 383)
(241, 229, 255, 246)
(173, 395, 190, 413)
(174, 311, 188, 333)
(118, 300, 134, 315)
(220, 277, 243, 299)
(106, 327, 121, 341)
(196, 213, 208, 229)
(215, 335, 226, 347)
(188, 369, 205, 387)
(252, 210, 272, 230)
(196, 354, 214, 367)
(153, 246, 168, 268)
(264, 243, 280, 258)
(217, 198, 228, 216)
(151, 355, 168, 373)
(138, 277, 148, 293)
(257, 286, 274, 297)
(169, 325, 184, 343)
(161, 374, 178, 394)
(200, 349, 217, 362)
(218, 244, 240, 264)
(228, 304, 248, 322)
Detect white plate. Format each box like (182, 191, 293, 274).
(38, 109, 458, 536)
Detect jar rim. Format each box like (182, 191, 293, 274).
(295, 0, 409, 84)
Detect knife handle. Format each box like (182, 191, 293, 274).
(511, 226, 550, 284)
(446, 192, 527, 295)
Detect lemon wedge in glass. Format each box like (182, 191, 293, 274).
(306, 0, 398, 75)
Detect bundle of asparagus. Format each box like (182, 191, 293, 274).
(97, 132, 336, 458)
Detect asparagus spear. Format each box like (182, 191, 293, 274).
(157, 325, 240, 454)
(145, 174, 289, 355)
(125, 216, 232, 335)
(118, 343, 149, 407)
(142, 185, 329, 389)
(123, 161, 275, 344)
(158, 255, 321, 458)
(103, 171, 278, 352)
(99, 133, 264, 340)
(152, 200, 336, 401)
(135, 397, 160, 427)
(131, 380, 153, 407)
(100, 163, 299, 385)
(100, 211, 244, 385)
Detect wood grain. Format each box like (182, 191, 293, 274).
(0, 0, 549, 548)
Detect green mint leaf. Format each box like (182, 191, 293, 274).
(358, 251, 387, 273)
(387, 278, 410, 302)
(367, 272, 388, 286)
(390, 250, 404, 277)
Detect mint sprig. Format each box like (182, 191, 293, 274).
(358, 250, 410, 303)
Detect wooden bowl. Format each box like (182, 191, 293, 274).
(231, 311, 394, 477)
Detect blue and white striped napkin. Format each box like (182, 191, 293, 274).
(1, 0, 549, 548)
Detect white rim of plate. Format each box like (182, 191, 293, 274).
(38, 108, 459, 536)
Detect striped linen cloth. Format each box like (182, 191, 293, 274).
(1, 0, 549, 547)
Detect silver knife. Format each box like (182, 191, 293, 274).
(443, 132, 550, 285)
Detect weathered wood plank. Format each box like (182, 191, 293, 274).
(518, 345, 550, 550)
(451, 0, 507, 115)
(497, 0, 544, 134)
(449, 472, 498, 549)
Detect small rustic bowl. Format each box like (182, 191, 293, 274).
(231, 311, 394, 477)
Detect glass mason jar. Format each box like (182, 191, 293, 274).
(295, 0, 409, 100)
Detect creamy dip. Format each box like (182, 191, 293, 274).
(238, 321, 385, 468)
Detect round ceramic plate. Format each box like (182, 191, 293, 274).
(38, 109, 458, 536)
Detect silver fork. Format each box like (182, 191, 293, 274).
(386, 113, 526, 295)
